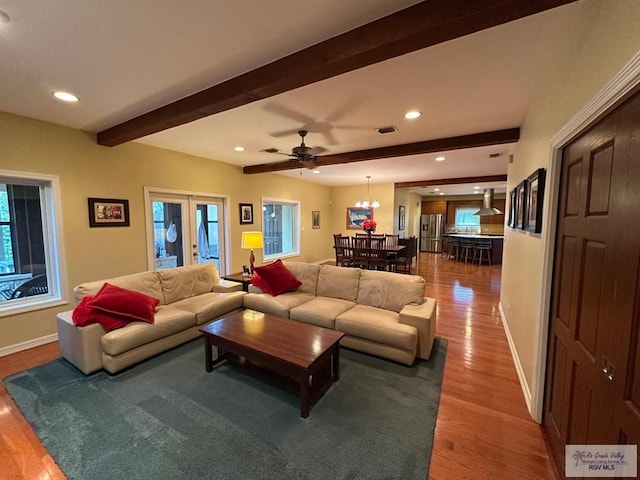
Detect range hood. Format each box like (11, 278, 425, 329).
(474, 189, 503, 215)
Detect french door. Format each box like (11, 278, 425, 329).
(146, 190, 227, 273)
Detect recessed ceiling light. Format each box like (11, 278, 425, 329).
(404, 111, 421, 120)
(435, 156, 445, 162)
(312, 170, 320, 174)
(434, 188, 440, 192)
(53, 91, 79, 103)
(439, 192, 445, 196)
(234, 146, 245, 152)
(474, 185, 481, 189)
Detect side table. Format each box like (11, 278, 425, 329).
(222, 272, 252, 292)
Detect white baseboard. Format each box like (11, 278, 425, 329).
(498, 302, 534, 419)
(0, 333, 58, 357)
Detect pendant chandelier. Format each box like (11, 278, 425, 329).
(355, 176, 380, 208)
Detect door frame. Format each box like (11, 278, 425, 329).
(530, 52, 640, 422)
(143, 186, 231, 273)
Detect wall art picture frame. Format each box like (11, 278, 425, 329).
(508, 188, 517, 228)
(312, 211, 321, 229)
(525, 168, 546, 233)
(515, 181, 527, 230)
(398, 205, 406, 231)
(239, 203, 253, 225)
(87, 197, 130, 227)
(346, 207, 373, 230)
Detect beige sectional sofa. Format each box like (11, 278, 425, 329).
(243, 262, 436, 365)
(56, 263, 245, 374)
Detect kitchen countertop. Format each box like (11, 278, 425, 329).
(444, 233, 505, 239)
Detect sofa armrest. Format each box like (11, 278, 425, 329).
(56, 310, 106, 374)
(212, 279, 243, 293)
(399, 297, 437, 360)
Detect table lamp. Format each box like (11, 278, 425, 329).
(241, 231, 264, 274)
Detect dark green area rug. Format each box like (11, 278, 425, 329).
(5, 338, 446, 480)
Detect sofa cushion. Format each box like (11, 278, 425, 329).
(171, 291, 245, 325)
(336, 305, 417, 351)
(242, 292, 314, 318)
(101, 306, 197, 356)
(158, 263, 220, 304)
(254, 260, 301, 296)
(89, 283, 159, 323)
(356, 270, 426, 313)
(283, 261, 320, 295)
(290, 297, 356, 329)
(73, 271, 163, 304)
(316, 265, 360, 302)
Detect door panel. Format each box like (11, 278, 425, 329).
(148, 192, 226, 273)
(544, 90, 640, 476)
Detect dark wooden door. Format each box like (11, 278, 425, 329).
(544, 90, 640, 475)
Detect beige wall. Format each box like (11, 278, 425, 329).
(500, 0, 640, 418)
(0, 112, 333, 348)
(329, 181, 395, 236)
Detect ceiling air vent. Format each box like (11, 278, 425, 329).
(376, 126, 397, 134)
(263, 148, 279, 153)
(489, 152, 502, 158)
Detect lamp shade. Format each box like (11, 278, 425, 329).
(241, 231, 264, 249)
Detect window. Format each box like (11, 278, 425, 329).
(0, 171, 64, 315)
(454, 206, 481, 232)
(262, 198, 300, 260)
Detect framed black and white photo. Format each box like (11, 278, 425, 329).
(239, 203, 253, 225)
(515, 181, 527, 230)
(525, 168, 546, 233)
(508, 188, 517, 228)
(398, 205, 406, 231)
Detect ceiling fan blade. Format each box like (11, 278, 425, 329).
(263, 103, 315, 125)
(324, 97, 365, 123)
(309, 146, 328, 155)
(261, 148, 294, 157)
(321, 130, 338, 146)
(268, 128, 302, 138)
(303, 158, 317, 169)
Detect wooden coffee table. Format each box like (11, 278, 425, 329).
(199, 309, 344, 418)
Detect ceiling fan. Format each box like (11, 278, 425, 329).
(263, 130, 328, 168)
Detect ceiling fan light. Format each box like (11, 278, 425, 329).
(371, 200, 380, 208)
(355, 201, 363, 208)
(361, 201, 369, 208)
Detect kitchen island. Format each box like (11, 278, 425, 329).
(443, 233, 504, 264)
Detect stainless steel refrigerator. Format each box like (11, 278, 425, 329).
(420, 214, 444, 252)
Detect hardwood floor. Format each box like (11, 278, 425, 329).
(0, 253, 556, 479)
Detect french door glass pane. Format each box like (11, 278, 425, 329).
(152, 201, 184, 269)
(195, 203, 220, 271)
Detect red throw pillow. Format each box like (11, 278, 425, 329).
(88, 283, 159, 323)
(250, 274, 273, 295)
(93, 311, 130, 332)
(72, 295, 97, 327)
(253, 260, 301, 296)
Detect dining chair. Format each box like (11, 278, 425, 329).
(384, 234, 399, 272)
(368, 237, 392, 270)
(351, 236, 371, 269)
(333, 234, 353, 267)
(395, 237, 414, 274)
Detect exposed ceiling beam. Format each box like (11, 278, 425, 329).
(97, 0, 576, 147)
(395, 174, 508, 189)
(243, 128, 520, 174)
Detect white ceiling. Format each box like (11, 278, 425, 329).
(0, 0, 598, 192)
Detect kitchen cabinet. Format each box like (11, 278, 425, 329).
(421, 201, 447, 215)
